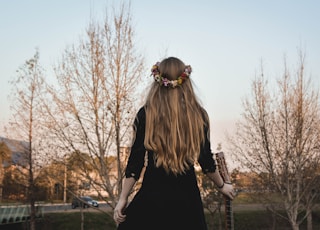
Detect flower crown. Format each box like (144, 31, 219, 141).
(151, 62, 192, 88)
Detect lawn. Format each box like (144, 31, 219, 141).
(1, 209, 319, 230)
(207, 210, 320, 230)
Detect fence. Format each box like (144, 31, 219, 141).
(0, 205, 43, 224)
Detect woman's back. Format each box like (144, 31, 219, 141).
(144, 57, 208, 175)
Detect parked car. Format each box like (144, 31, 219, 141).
(71, 196, 99, 209)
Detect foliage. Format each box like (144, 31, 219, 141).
(0, 141, 12, 201)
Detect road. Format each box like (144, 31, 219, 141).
(41, 202, 112, 213)
(42, 202, 273, 213)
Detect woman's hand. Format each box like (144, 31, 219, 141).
(206, 171, 236, 200)
(219, 183, 236, 200)
(113, 199, 127, 225)
(113, 177, 136, 225)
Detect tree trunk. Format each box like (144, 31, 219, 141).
(81, 206, 84, 230)
(63, 164, 67, 203)
(290, 221, 299, 230)
(307, 210, 313, 230)
(0, 184, 2, 202)
(218, 205, 222, 230)
(29, 153, 36, 230)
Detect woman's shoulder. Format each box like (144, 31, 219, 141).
(137, 106, 146, 116)
(199, 106, 209, 123)
(135, 106, 146, 123)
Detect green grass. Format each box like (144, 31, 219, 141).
(0, 212, 117, 230)
(42, 212, 117, 230)
(1, 209, 319, 230)
(46, 212, 116, 230)
(206, 210, 320, 230)
(233, 192, 284, 204)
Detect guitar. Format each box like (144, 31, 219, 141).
(216, 152, 234, 230)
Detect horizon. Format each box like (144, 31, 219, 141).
(1, 0, 319, 152)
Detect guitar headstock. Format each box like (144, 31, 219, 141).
(216, 152, 231, 184)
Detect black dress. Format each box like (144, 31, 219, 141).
(118, 107, 217, 230)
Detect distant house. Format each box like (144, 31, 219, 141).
(0, 137, 29, 201)
(76, 146, 132, 197)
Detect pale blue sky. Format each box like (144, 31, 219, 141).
(1, 0, 319, 148)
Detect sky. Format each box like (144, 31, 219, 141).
(1, 0, 320, 150)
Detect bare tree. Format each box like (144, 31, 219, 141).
(7, 50, 45, 230)
(228, 52, 320, 230)
(40, 2, 144, 212)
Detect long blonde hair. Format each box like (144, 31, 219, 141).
(144, 57, 208, 175)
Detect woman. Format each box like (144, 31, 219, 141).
(114, 57, 234, 230)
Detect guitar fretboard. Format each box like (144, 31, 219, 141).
(216, 152, 234, 230)
(225, 198, 234, 230)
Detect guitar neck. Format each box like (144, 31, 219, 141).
(224, 196, 234, 230)
(216, 152, 234, 230)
